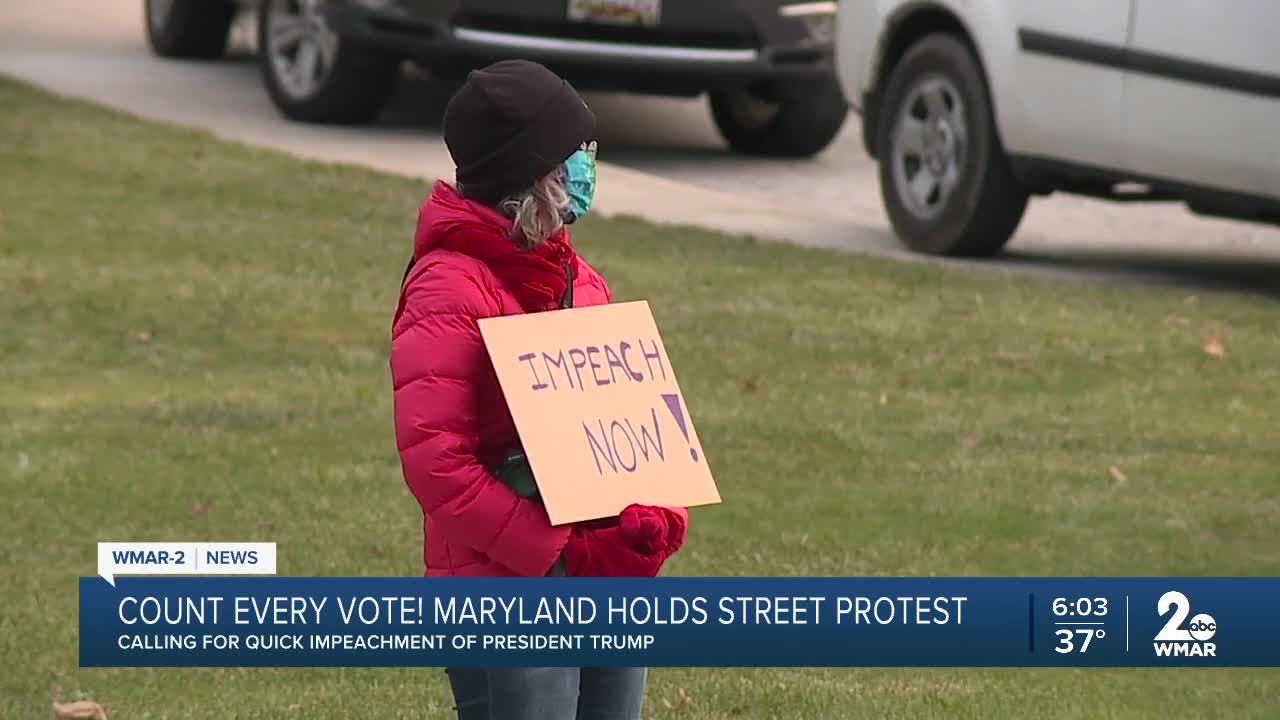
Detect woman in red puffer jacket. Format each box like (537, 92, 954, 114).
(389, 60, 687, 720)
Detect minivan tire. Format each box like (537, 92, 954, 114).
(875, 33, 1028, 257)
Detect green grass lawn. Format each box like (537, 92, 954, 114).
(2, 75, 1278, 719)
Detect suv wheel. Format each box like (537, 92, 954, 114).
(876, 34, 1028, 256)
(145, 0, 235, 59)
(258, 0, 400, 124)
(709, 77, 848, 158)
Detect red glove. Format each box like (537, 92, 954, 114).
(620, 505, 670, 554)
(562, 505, 666, 577)
(562, 505, 691, 577)
(659, 506, 688, 558)
(624, 505, 688, 558)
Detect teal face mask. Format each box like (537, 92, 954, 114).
(563, 140, 597, 224)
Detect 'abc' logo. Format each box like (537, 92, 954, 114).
(1187, 614, 1217, 642)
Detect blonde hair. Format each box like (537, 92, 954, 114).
(501, 171, 570, 249)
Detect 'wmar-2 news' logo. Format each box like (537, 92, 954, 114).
(1154, 591, 1217, 658)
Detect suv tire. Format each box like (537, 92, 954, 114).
(710, 77, 848, 158)
(258, 0, 400, 125)
(145, 0, 236, 59)
(876, 33, 1028, 256)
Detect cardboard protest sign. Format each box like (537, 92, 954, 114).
(479, 301, 721, 525)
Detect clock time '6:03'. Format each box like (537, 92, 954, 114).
(1053, 597, 1108, 618)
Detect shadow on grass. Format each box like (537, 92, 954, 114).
(1000, 249, 1280, 299)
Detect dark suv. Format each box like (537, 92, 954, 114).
(144, 0, 847, 157)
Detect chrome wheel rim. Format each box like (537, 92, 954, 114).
(148, 0, 175, 30)
(265, 0, 339, 101)
(891, 76, 968, 221)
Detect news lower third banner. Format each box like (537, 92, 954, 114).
(79, 577, 1280, 667)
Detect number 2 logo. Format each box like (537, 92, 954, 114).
(1155, 591, 1193, 641)
(1155, 590, 1217, 642)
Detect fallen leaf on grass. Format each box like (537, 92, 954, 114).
(1203, 332, 1225, 359)
(677, 687, 694, 707)
(52, 701, 107, 720)
(368, 545, 387, 558)
(741, 377, 759, 394)
(192, 499, 215, 515)
(661, 698, 674, 710)
(1108, 465, 1128, 486)
(134, 330, 152, 344)
(879, 392, 888, 406)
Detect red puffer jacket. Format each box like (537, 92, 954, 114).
(391, 183, 613, 577)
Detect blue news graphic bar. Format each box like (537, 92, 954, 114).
(79, 577, 1280, 667)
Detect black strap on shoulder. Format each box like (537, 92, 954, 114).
(401, 254, 417, 286)
(561, 262, 575, 309)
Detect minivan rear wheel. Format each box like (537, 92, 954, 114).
(876, 33, 1028, 256)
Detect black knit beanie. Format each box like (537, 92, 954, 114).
(443, 60, 597, 205)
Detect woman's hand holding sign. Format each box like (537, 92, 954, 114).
(563, 504, 689, 577)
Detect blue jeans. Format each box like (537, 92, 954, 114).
(446, 667, 648, 720)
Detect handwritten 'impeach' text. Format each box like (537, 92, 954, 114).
(517, 339, 667, 393)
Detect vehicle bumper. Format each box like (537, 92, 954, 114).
(324, 0, 838, 93)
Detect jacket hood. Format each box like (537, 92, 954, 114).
(413, 181, 512, 260)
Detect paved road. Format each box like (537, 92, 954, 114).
(3, 1, 1279, 294)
